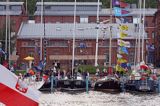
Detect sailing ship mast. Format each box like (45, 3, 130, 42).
(141, 0, 146, 62)
(95, 0, 100, 67)
(137, 0, 142, 63)
(109, 0, 113, 68)
(5, 0, 11, 67)
(71, 0, 77, 77)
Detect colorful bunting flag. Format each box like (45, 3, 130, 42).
(118, 46, 128, 54)
(117, 39, 130, 48)
(112, 0, 129, 8)
(117, 54, 123, 58)
(117, 58, 127, 63)
(116, 64, 125, 72)
(117, 32, 128, 38)
(119, 25, 129, 30)
(114, 7, 129, 16)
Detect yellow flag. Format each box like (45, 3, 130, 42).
(117, 58, 127, 63)
(116, 64, 125, 72)
(119, 25, 128, 31)
(120, 32, 128, 38)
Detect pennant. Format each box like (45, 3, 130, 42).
(119, 1, 128, 8)
(114, 7, 129, 16)
(117, 58, 127, 63)
(117, 32, 128, 38)
(116, 64, 125, 72)
(112, 0, 129, 8)
(115, 18, 122, 24)
(0, 65, 40, 106)
(118, 46, 128, 54)
(112, 0, 120, 6)
(117, 39, 130, 48)
(120, 63, 128, 68)
(117, 54, 123, 58)
(119, 25, 129, 30)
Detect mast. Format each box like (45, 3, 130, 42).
(40, 0, 43, 61)
(72, 0, 77, 76)
(109, 0, 113, 67)
(5, 0, 9, 60)
(95, 0, 100, 67)
(141, 0, 146, 61)
(8, 11, 11, 67)
(137, 0, 142, 63)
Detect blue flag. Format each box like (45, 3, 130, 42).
(114, 7, 129, 16)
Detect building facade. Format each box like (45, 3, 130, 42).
(154, 1, 160, 67)
(16, 2, 156, 69)
(0, 2, 28, 33)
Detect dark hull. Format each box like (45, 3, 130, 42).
(126, 80, 157, 92)
(94, 79, 121, 92)
(39, 78, 91, 91)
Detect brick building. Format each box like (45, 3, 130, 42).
(0, 2, 28, 33)
(16, 2, 156, 69)
(154, 1, 160, 67)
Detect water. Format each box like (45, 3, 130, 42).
(39, 91, 160, 106)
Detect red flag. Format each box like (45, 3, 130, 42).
(119, 1, 128, 8)
(0, 64, 40, 106)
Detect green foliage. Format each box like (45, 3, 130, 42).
(78, 65, 108, 74)
(14, 70, 26, 75)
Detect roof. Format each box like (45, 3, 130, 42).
(36, 2, 102, 6)
(17, 23, 147, 39)
(35, 8, 157, 16)
(0, 11, 22, 15)
(0, 2, 24, 5)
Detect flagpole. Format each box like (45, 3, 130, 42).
(142, 0, 146, 62)
(137, 0, 142, 63)
(8, 13, 11, 68)
(109, 0, 112, 67)
(40, 0, 43, 61)
(5, 0, 9, 60)
(72, 0, 76, 77)
(95, 0, 100, 67)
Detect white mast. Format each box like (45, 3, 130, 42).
(72, 0, 77, 76)
(137, 0, 142, 63)
(109, 0, 113, 67)
(5, 0, 9, 60)
(95, 0, 100, 66)
(26, 0, 28, 14)
(40, 0, 43, 61)
(141, 0, 146, 61)
(8, 13, 11, 67)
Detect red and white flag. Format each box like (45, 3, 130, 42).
(0, 64, 40, 106)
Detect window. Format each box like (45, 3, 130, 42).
(48, 41, 67, 47)
(152, 31, 155, 39)
(128, 52, 134, 63)
(133, 17, 140, 24)
(0, 5, 5, 11)
(45, 6, 51, 10)
(80, 17, 88, 23)
(10, 5, 21, 11)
